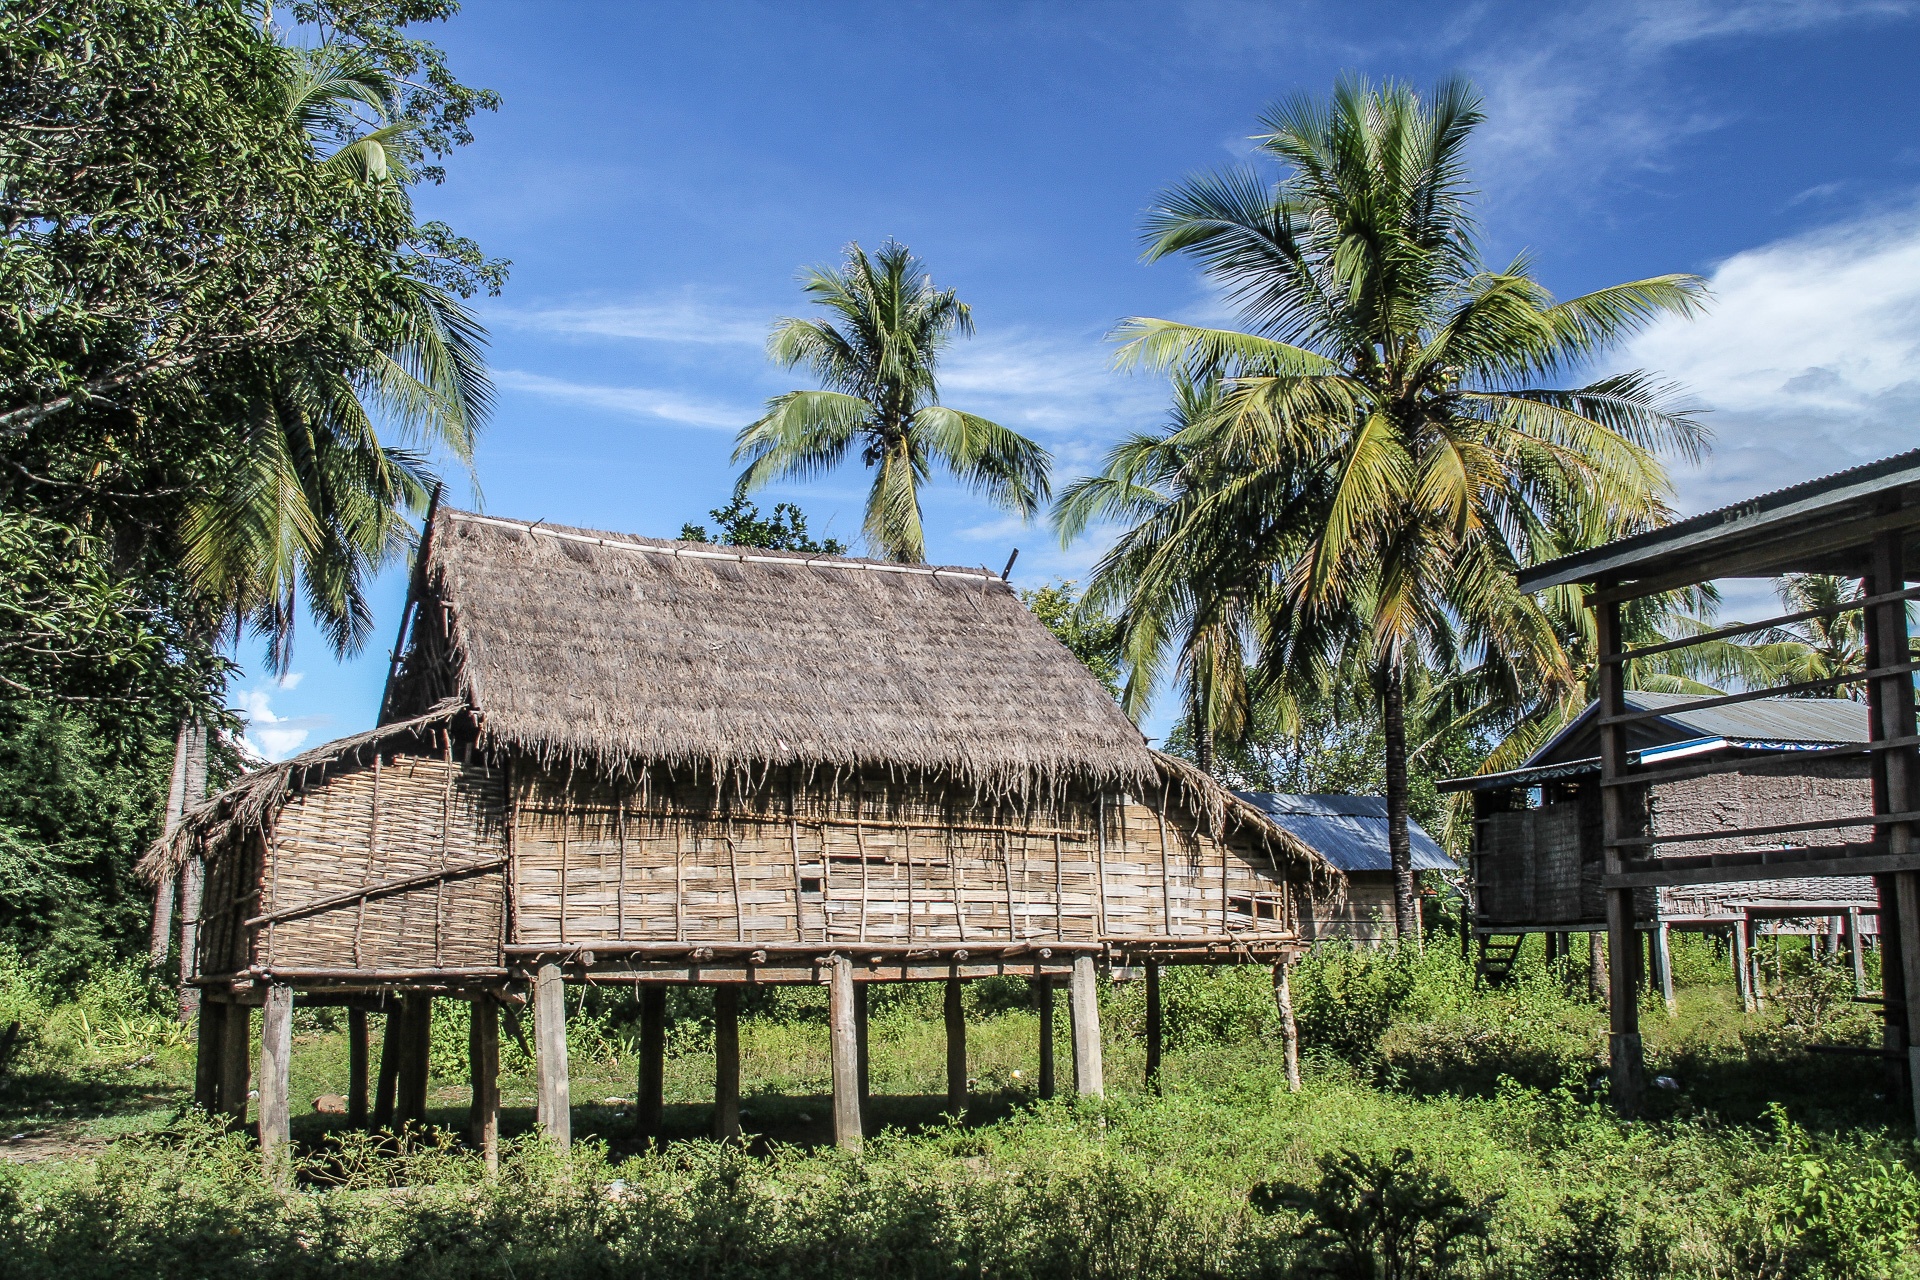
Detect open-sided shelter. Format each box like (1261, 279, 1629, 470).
(1234, 793, 1454, 942)
(1442, 693, 1879, 1000)
(1507, 448, 1920, 1121)
(147, 507, 1334, 1165)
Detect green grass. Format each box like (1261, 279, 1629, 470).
(2, 935, 1916, 1278)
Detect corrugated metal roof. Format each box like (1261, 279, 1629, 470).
(1517, 448, 1920, 593)
(1232, 792, 1455, 873)
(1619, 690, 1869, 744)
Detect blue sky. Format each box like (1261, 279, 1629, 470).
(237, 0, 1920, 760)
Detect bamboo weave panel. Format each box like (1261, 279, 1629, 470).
(258, 756, 508, 971)
(510, 767, 1301, 945)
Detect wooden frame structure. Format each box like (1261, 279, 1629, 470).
(148, 508, 1334, 1169)
(1516, 448, 1920, 1118)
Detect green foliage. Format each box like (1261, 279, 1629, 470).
(1020, 580, 1123, 698)
(1252, 1148, 1496, 1280)
(1729, 1107, 1920, 1280)
(680, 492, 846, 554)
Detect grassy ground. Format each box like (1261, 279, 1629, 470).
(2, 933, 1916, 1278)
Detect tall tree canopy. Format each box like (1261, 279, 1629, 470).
(1093, 76, 1708, 938)
(734, 241, 1050, 564)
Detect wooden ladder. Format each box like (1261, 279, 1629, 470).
(1475, 934, 1526, 987)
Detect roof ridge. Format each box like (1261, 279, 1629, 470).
(442, 509, 1005, 583)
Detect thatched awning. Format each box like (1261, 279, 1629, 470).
(418, 509, 1160, 797)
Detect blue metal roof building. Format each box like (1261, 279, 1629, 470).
(1233, 792, 1454, 873)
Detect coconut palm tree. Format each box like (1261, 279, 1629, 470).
(734, 241, 1050, 564)
(1110, 75, 1709, 939)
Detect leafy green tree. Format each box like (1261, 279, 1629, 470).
(734, 241, 1050, 564)
(680, 492, 846, 554)
(1019, 581, 1123, 700)
(1109, 76, 1706, 936)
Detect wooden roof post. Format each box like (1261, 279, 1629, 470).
(534, 961, 571, 1148)
(219, 1001, 252, 1129)
(1035, 976, 1055, 1100)
(637, 987, 666, 1143)
(828, 956, 862, 1153)
(1144, 962, 1163, 1094)
(1069, 954, 1103, 1098)
(944, 974, 967, 1120)
(258, 984, 293, 1185)
(469, 995, 500, 1175)
(1595, 595, 1646, 1115)
(713, 986, 741, 1141)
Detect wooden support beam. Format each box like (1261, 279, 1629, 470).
(1880, 874, 1908, 1096)
(1595, 597, 1645, 1116)
(219, 1001, 251, 1128)
(1274, 961, 1300, 1094)
(828, 956, 862, 1153)
(1068, 954, 1103, 1098)
(347, 1009, 368, 1127)
(258, 985, 293, 1181)
(1849, 906, 1868, 997)
(193, 1000, 223, 1112)
(1654, 922, 1676, 1015)
(944, 975, 966, 1119)
(395, 996, 431, 1127)
(637, 987, 665, 1141)
(1588, 932, 1605, 1003)
(713, 985, 740, 1140)
(1035, 977, 1055, 1101)
(469, 995, 500, 1174)
(1144, 962, 1163, 1094)
(534, 960, 571, 1148)
(1733, 922, 1754, 1012)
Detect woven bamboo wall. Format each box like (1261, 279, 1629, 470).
(233, 754, 508, 975)
(510, 765, 1300, 946)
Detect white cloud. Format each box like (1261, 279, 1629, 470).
(236, 682, 329, 763)
(940, 327, 1165, 442)
(495, 298, 769, 347)
(494, 368, 753, 430)
(1617, 206, 1920, 516)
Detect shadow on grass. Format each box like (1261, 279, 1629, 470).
(0, 1068, 185, 1128)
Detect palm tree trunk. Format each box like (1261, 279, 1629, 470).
(1382, 674, 1419, 946)
(1195, 719, 1214, 776)
(147, 719, 193, 970)
(176, 720, 209, 1020)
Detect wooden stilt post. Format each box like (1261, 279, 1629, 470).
(637, 987, 665, 1141)
(1867, 530, 1920, 1124)
(828, 956, 862, 1153)
(1035, 976, 1055, 1101)
(854, 980, 870, 1117)
(258, 985, 293, 1180)
(219, 1000, 251, 1128)
(1274, 960, 1300, 1093)
(1068, 954, 1103, 1098)
(1733, 922, 1753, 1012)
(1589, 931, 1606, 1002)
(1144, 962, 1163, 1093)
(1595, 598, 1645, 1115)
(469, 995, 500, 1173)
(347, 1009, 369, 1127)
(194, 999, 223, 1112)
(1848, 906, 1868, 997)
(713, 985, 740, 1140)
(374, 1007, 400, 1127)
(944, 974, 967, 1119)
(396, 995, 431, 1126)
(534, 961, 571, 1148)
(1655, 922, 1676, 1014)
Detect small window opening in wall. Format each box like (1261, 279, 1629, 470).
(1229, 895, 1279, 920)
(800, 877, 823, 897)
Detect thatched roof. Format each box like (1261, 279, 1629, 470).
(138, 700, 465, 883)
(414, 508, 1159, 797)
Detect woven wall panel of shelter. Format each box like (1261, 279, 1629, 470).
(1512, 448, 1920, 1123)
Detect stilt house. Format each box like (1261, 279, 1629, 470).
(1234, 792, 1454, 942)
(1442, 692, 1880, 989)
(147, 508, 1334, 1162)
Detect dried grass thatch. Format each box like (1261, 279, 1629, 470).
(138, 700, 465, 883)
(404, 509, 1160, 798)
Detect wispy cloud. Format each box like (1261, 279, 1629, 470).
(494, 368, 752, 430)
(237, 676, 328, 762)
(1619, 205, 1920, 515)
(495, 297, 770, 347)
